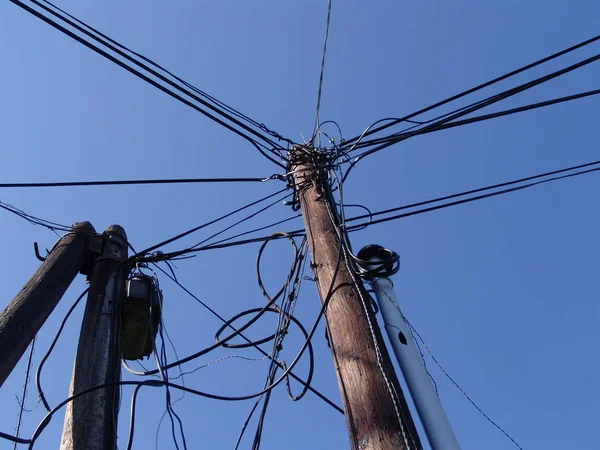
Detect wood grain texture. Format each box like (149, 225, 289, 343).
(291, 149, 422, 450)
(0, 221, 95, 387)
(60, 225, 128, 450)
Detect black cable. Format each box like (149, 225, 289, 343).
(38, 0, 291, 146)
(349, 51, 600, 158)
(135, 187, 289, 256)
(125, 384, 144, 450)
(312, 0, 333, 144)
(346, 160, 600, 224)
(8, 0, 286, 168)
(152, 263, 343, 413)
(205, 214, 302, 249)
(324, 163, 422, 449)
(189, 192, 292, 249)
(0, 200, 71, 233)
(36, 288, 90, 411)
(413, 88, 600, 134)
(345, 163, 600, 231)
(342, 32, 600, 146)
(0, 175, 284, 189)
(22, 283, 339, 449)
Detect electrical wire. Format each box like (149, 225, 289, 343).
(135, 187, 289, 256)
(0, 175, 285, 189)
(13, 337, 36, 450)
(347, 51, 600, 159)
(344, 162, 600, 231)
(0, 200, 71, 233)
(341, 32, 600, 146)
(404, 319, 523, 450)
(8, 0, 287, 168)
(189, 192, 292, 249)
(412, 87, 600, 134)
(38, 0, 291, 146)
(312, 0, 333, 148)
(323, 160, 422, 449)
(36, 288, 90, 412)
(151, 263, 343, 413)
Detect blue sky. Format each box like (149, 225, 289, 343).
(1, 1, 599, 449)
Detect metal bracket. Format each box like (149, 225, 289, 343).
(79, 233, 103, 276)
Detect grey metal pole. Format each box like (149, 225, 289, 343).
(359, 245, 460, 450)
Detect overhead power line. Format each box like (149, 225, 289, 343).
(345, 161, 600, 231)
(342, 32, 600, 146)
(0, 175, 284, 189)
(348, 50, 600, 159)
(7, 0, 287, 168)
(312, 0, 333, 145)
(38, 0, 289, 146)
(415, 88, 600, 134)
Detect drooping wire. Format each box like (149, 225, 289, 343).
(150, 262, 342, 413)
(404, 319, 523, 450)
(36, 288, 90, 412)
(13, 337, 36, 450)
(0, 200, 70, 234)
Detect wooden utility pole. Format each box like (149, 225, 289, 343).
(0, 221, 95, 387)
(60, 225, 128, 450)
(290, 147, 422, 450)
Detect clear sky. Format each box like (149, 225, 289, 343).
(1, 1, 599, 449)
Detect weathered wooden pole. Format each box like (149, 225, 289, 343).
(60, 225, 128, 450)
(0, 221, 95, 387)
(290, 147, 422, 450)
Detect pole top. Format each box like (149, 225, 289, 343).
(356, 244, 400, 280)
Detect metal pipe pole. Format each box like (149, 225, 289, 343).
(358, 245, 460, 450)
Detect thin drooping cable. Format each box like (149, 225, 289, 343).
(8, 0, 286, 168)
(135, 187, 288, 256)
(0, 175, 284, 188)
(312, 0, 333, 147)
(234, 238, 308, 450)
(36, 288, 89, 412)
(13, 337, 36, 450)
(349, 51, 600, 158)
(404, 319, 523, 450)
(341, 32, 600, 146)
(0, 200, 71, 233)
(10, 276, 337, 449)
(345, 163, 600, 231)
(38, 0, 291, 146)
(151, 264, 343, 413)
